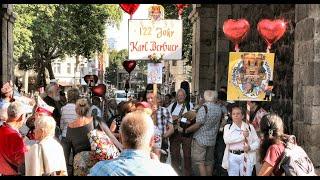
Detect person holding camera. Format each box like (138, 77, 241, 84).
(167, 88, 194, 176)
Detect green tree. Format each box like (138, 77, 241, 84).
(105, 49, 128, 85)
(13, 4, 35, 62)
(13, 4, 122, 88)
(161, 4, 193, 64)
(61, 4, 122, 77)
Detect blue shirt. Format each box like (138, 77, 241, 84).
(89, 149, 178, 176)
(0, 99, 10, 110)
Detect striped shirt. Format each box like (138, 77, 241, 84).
(60, 103, 77, 137)
(193, 102, 222, 146)
(155, 107, 173, 136)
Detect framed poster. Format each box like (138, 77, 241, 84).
(227, 52, 275, 101)
(147, 63, 163, 84)
(128, 19, 182, 60)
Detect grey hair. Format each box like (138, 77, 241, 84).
(35, 116, 56, 138)
(7, 101, 24, 119)
(46, 84, 57, 95)
(177, 88, 186, 97)
(204, 90, 218, 102)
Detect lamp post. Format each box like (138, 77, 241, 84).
(125, 79, 129, 99)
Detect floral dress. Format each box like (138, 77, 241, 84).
(73, 151, 98, 176)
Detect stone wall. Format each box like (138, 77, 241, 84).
(190, 2, 320, 169)
(1, 4, 15, 86)
(293, 4, 320, 167)
(190, 5, 295, 134)
(189, 4, 218, 96)
(215, 5, 231, 90)
(229, 4, 295, 134)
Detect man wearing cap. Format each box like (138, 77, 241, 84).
(26, 96, 55, 140)
(0, 102, 28, 176)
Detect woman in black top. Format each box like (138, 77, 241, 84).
(65, 98, 94, 176)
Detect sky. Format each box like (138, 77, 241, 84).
(107, 4, 152, 51)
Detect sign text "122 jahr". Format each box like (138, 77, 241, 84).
(128, 19, 182, 60)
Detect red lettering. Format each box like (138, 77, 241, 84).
(130, 42, 148, 52)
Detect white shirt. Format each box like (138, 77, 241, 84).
(25, 137, 67, 176)
(222, 122, 260, 170)
(60, 103, 77, 138)
(227, 124, 245, 150)
(168, 102, 194, 116)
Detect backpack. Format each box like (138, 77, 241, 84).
(170, 101, 191, 114)
(279, 135, 316, 176)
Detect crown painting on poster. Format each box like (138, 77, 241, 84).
(128, 19, 182, 60)
(147, 63, 163, 84)
(227, 52, 275, 101)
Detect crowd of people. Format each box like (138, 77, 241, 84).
(0, 80, 308, 176)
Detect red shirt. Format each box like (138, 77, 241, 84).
(0, 124, 26, 175)
(264, 143, 285, 176)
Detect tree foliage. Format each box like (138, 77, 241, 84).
(161, 4, 193, 64)
(61, 4, 122, 59)
(13, 4, 122, 88)
(13, 4, 36, 64)
(105, 49, 128, 85)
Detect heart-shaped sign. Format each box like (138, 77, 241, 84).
(223, 19, 250, 46)
(122, 60, 136, 74)
(92, 84, 106, 97)
(257, 19, 287, 49)
(119, 4, 140, 18)
(84, 75, 98, 86)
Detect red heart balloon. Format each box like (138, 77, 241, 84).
(122, 60, 136, 74)
(176, 4, 189, 16)
(92, 84, 106, 97)
(119, 4, 140, 16)
(83, 75, 98, 86)
(223, 19, 250, 45)
(257, 19, 287, 49)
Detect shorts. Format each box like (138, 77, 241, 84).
(191, 139, 214, 166)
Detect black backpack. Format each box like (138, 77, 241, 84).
(170, 102, 191, 114)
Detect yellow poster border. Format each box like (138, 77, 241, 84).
(227, 52, 275, 101)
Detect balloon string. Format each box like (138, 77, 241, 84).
(266, 44, 271, 53)
(130, 14, 132, 19)
(235, 44, 240, 52)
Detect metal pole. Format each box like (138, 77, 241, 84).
(243, 101, 250, 176)
(215, 4, 220, 90)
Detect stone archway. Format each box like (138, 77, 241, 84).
(189, 4, 320, 167)
(293, 4, 320, 168)
(1, 4, 15, 86)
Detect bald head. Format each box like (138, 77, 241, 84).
(120, 111, 154, 150)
